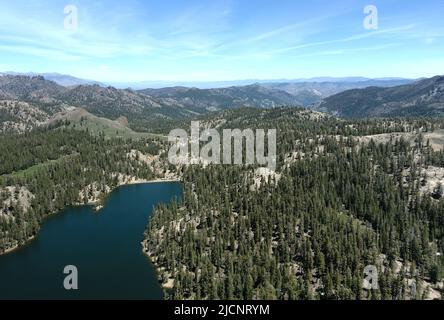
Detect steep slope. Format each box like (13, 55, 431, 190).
(0, 100, 50, 133)
(0, 75, 66, 102)
(0, 76, 69, 133)
(317, 76, 444, 118)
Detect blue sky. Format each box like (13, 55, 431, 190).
(0, 0, 443, 82)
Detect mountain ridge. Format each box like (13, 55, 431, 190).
(317, 75, 444, 118)
(0, 75, 305, 132)
(1, 74, 443, 134)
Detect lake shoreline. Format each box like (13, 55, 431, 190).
(0, 181, 182, 299)
(0, 235, 36, 256)
(0, 178, 181, 256)
(86, 178, 181, 211)
(141, 239, 175, 291)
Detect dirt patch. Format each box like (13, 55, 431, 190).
(355, 132, 417, 146)
(251, 167, 281, 190)
(424, 129, 444, 151)
(420, 166, 444, 195)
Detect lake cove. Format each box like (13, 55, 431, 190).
(0, 182, 182, 299)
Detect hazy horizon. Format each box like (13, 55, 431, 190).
(0, 70, 426, 89)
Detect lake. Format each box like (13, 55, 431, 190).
(0, 182, 182, 299)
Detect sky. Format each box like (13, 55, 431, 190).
(0, 0, 443, 82)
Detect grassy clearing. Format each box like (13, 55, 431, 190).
(63, 117, 166, 140)
(48, 108, 166, 140)
(2, 154, 76, 179)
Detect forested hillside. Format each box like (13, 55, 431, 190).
(0, 127, 174, 254)
(145, 108, 444, 300)
(317, 76, 444, 118)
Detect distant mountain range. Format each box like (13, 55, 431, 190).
(0, 73, 442, 133)
(109, 76, 417, 90)
(263, 79, 415, 101)
(317, 75, 444, 118)
(0, 72, 419, 108)
(139, 84, 302, 111)
(0, 71, 417, 90)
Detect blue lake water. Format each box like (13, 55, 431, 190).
(0, 182, 182, 300)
